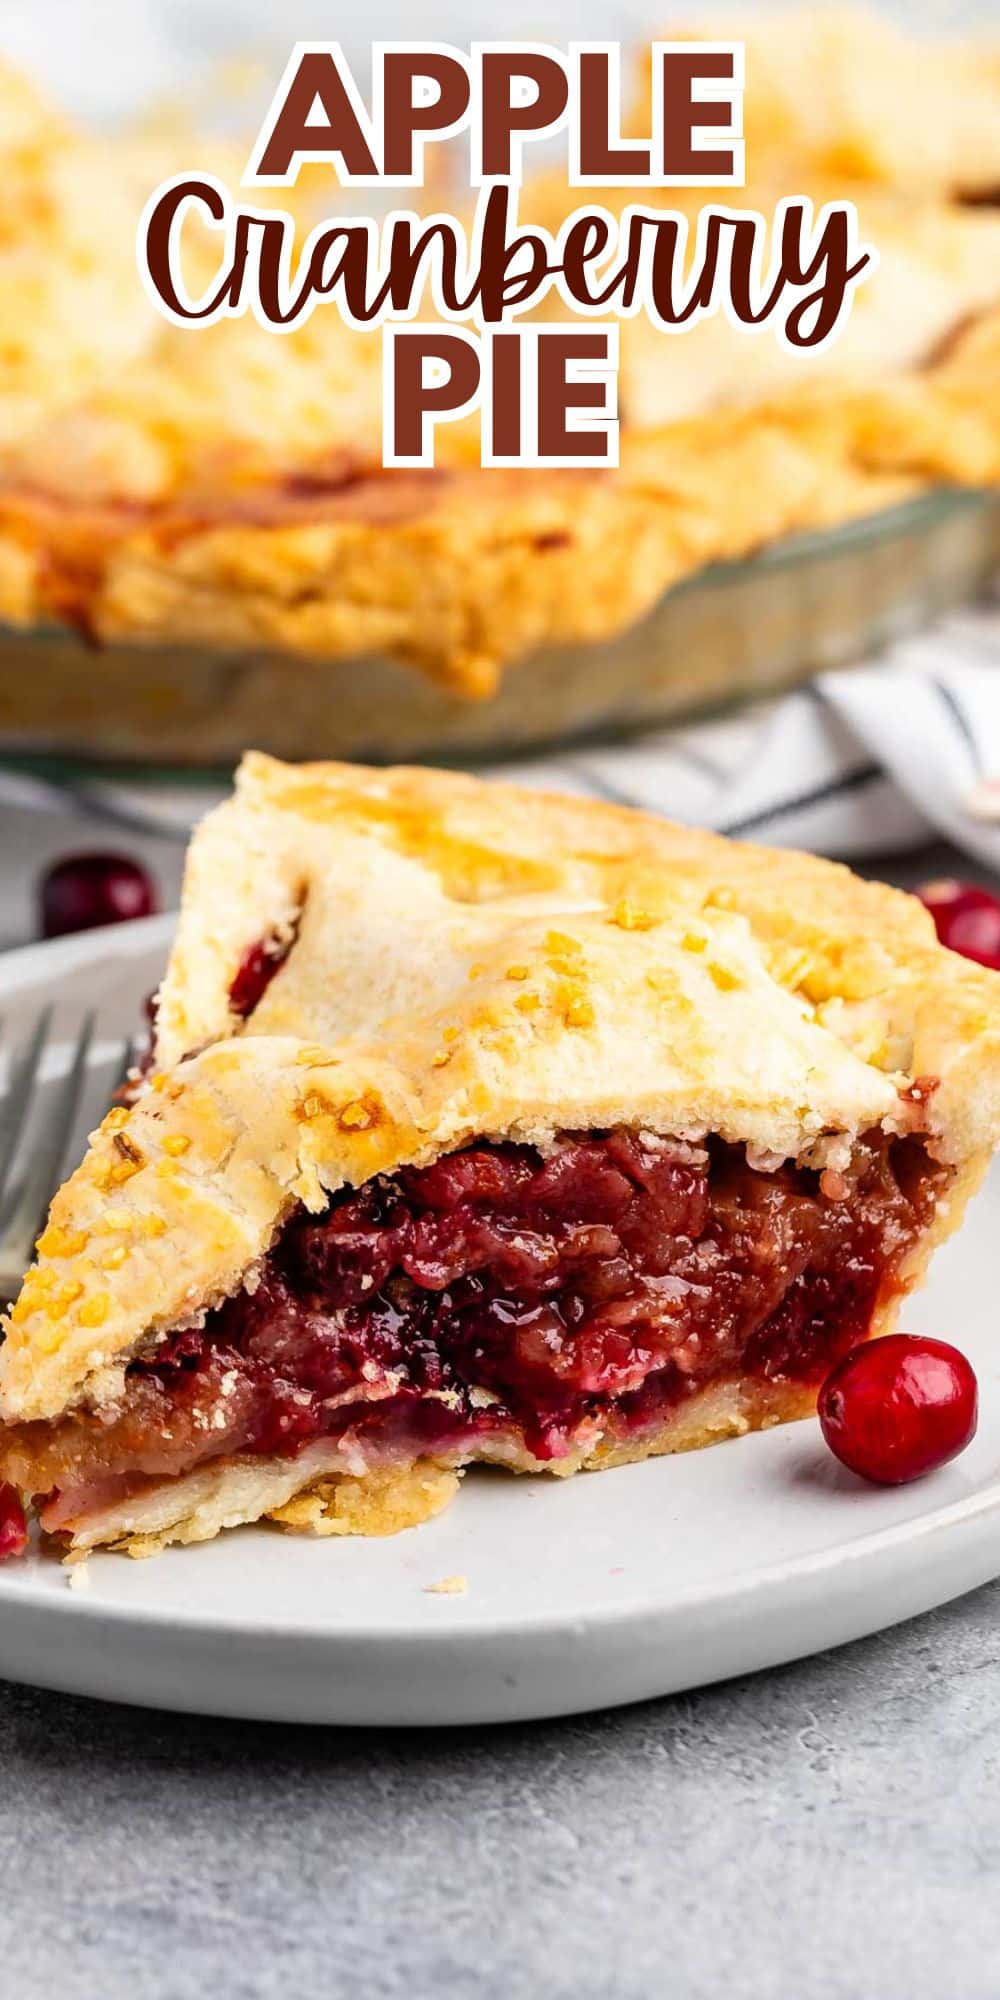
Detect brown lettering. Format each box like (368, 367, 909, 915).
(779, 201, 873, 347)
(577, 52, 651, 178)
(721, 214, 781, 327)
(474, 184, 552, 318)
(381, 53, 471, 179)
(255, 51, 377, 179)
(536, 331, 613, 459)
(142, 178, 234, 320)
(479, 52, 569, 177)
(658, 51, 736, 180)
(559, 210, 614, 303)
(489, 333, 522, 457)
(390, 331, 481, 459)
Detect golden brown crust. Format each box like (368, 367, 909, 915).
(4, 754, 1000, 1443)
(0, 52, 998, 692)
(90, 1454, 465, 1558)
(635, 12, 1000, 199)
(1, 306, 997, 698)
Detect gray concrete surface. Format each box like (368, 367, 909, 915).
(2, 1578, 1000, 1999)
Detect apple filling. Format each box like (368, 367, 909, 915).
(2, 1128, 947, 1531)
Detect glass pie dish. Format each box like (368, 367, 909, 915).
(0, 487, 995, 771)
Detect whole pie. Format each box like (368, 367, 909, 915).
(2, 753, 999, 1555)
(0, 18, 998, 708)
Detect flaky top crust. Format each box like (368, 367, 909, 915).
(4, 753, 1000, 1425)
(1, 302, 998, 698)
(636, 12, 1000, 199)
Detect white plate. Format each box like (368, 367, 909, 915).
(0, 915, 998, 1727)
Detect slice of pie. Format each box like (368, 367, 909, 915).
(2, 753, 999, 1556)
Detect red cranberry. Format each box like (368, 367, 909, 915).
(229, 936, 290, 1017)
(40, 852, 158, 940)
(0, 1484, 27, 1560)
(818, 1334, 978, 1485)
(918, 879, 1000, 971)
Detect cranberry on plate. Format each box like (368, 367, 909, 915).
(39, 853, 158, 940)
(918, 879, 1000, 971)
(818, 1335, 978, 1486)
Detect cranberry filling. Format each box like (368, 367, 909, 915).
(4, 1129, 946, 1516)
(229, 932, 294, 1018)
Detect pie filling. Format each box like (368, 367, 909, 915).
(3, 1128, 947, 1532)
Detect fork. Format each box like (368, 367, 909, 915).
(0, 1011, 136, 1304)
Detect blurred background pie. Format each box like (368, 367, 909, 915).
(0, 6, 996, 763)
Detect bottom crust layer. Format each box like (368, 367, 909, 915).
(65, 1373, 818, 1557)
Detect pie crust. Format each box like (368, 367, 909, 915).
(0, 39, 997, 697)
(2, 754, 999, 1554)
(632, 13, 1000, 201)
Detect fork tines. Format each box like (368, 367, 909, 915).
(0, 1011, 129, 1306)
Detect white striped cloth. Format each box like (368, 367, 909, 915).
(0, 595, 999, 948)
(498, 605, 1000, 872)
